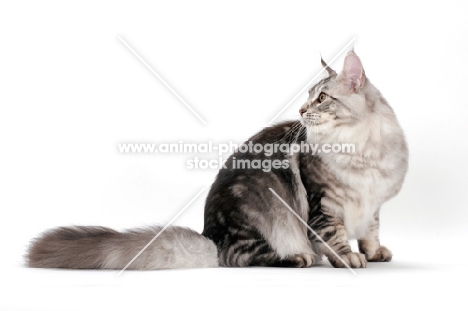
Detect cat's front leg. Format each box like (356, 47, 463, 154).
(318, 224, 367, 268)
(358, 214, 392, 262)
(309, 210, 366, 268)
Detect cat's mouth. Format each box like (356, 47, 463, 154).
(302, 115, 337, 128)
(311, 120, 327, 126)
(302, 119, 329, 127)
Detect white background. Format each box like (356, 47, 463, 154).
(1, 1, 467, 310)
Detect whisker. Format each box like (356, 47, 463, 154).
(288, 122, 306, 145)
(271, 121, 303, 144)
(290, 124, 303, 146)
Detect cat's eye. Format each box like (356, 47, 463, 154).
(318, 93, 328, 103)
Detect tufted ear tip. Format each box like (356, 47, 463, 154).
(320, 55, 337, 77)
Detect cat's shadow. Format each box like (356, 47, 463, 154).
(316, 260, 437, 272)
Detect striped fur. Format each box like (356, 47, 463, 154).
(203, 52, 407, 268)
(27, 51, 407, 270)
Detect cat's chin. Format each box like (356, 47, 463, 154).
(304, 121, 336, 140)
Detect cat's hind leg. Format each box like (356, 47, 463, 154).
(218, 238, 316, 268)
(214, 204, 318, 268)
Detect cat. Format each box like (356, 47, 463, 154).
(27, 51, 408, 269)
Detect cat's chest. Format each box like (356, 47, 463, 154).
(338, 169, 388, 238)
(322, 158, 398, 239)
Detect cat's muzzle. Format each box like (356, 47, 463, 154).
(303, 113, 321, 125)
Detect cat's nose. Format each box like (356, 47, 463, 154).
(299, 107, 307, 115)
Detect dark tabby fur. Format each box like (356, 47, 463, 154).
(28, 51, 408, 269)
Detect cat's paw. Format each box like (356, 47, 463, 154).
(366, 246, 392, 262)
(282, 253, 316, 268)
(329, 252, 367, 268)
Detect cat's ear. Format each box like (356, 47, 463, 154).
(339, 52, 365, 91)
(321, 56, 337, 77)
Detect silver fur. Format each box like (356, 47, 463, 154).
(27, 51, 407, 270)
(28, 226, 218, 269)
(299, 52, 408, 263)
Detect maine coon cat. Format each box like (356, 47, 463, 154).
(28, 51, 408, 269)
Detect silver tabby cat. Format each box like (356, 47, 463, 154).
(28, 51, 408, 269)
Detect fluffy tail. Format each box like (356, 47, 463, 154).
(27, 226, 219, 269)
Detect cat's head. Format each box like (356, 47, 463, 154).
(299, 52, 378, 139)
